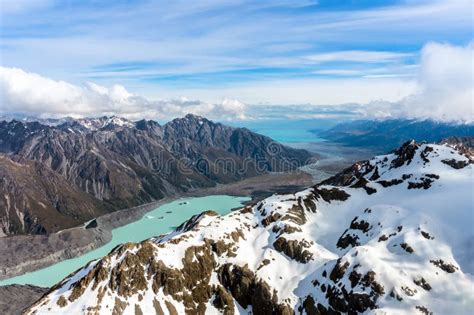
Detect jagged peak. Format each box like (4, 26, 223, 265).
(78, 116, 134, 129)
(184, 113, 205, 120)
(134, 119, 162, 130)
(320, 141, 472, 191)
(168, 113, 220, 128)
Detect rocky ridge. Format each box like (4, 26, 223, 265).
(0, 115, 311, 236)
(25, 141, 474, 314)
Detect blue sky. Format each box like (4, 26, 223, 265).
(0, 0, 472, 121)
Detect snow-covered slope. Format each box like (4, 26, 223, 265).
(59, 116, 135, 133)
(25, 141, 474, 315)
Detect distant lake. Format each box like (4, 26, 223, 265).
(230, 119, 340, 143)
(230, 119, 376, 184)
(0, 195, 250, 288)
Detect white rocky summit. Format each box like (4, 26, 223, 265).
(26, 141, 474, 315)
(72, 116, 135, 132)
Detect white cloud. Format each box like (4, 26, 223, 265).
(0, 42, 471, 123)
(362, 42, 474, 122)
(0, 67, 247, 121)
(403, 41, 473, 121)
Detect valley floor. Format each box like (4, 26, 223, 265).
(0, 171, 313, 282)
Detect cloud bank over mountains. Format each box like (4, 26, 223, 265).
(363, 42, 473, 122)
(403, 41, 473, 122)
(0, 67, 247, 121)
(1, 42, 472, 122)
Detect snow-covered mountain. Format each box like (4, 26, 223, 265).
(58, 116, 135, 133)
(25, 141, 474, 315)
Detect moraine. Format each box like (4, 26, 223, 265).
(0, 195, 249, 288)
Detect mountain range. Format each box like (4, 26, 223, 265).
(25, 139, 474, 314)
(0, 115, 311, 236)
(314, 119, 474, 152)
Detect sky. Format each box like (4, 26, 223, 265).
(0, 0, 473, 121)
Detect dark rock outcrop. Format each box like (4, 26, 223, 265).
(430, 259, 458, 273)
(273, 237, 313, 263)
(218, 264, 293, 314)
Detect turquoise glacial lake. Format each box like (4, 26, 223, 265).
(0, 195, 250, 288)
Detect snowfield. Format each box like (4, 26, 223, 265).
(25, 141, 474, 315)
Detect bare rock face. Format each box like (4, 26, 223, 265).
(218, 263, 293, 314)
(0, 115, 312, 236)
(0, 284, 47, 315)
(0, 155, 109, 235)
(24, 142, 474, 315)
